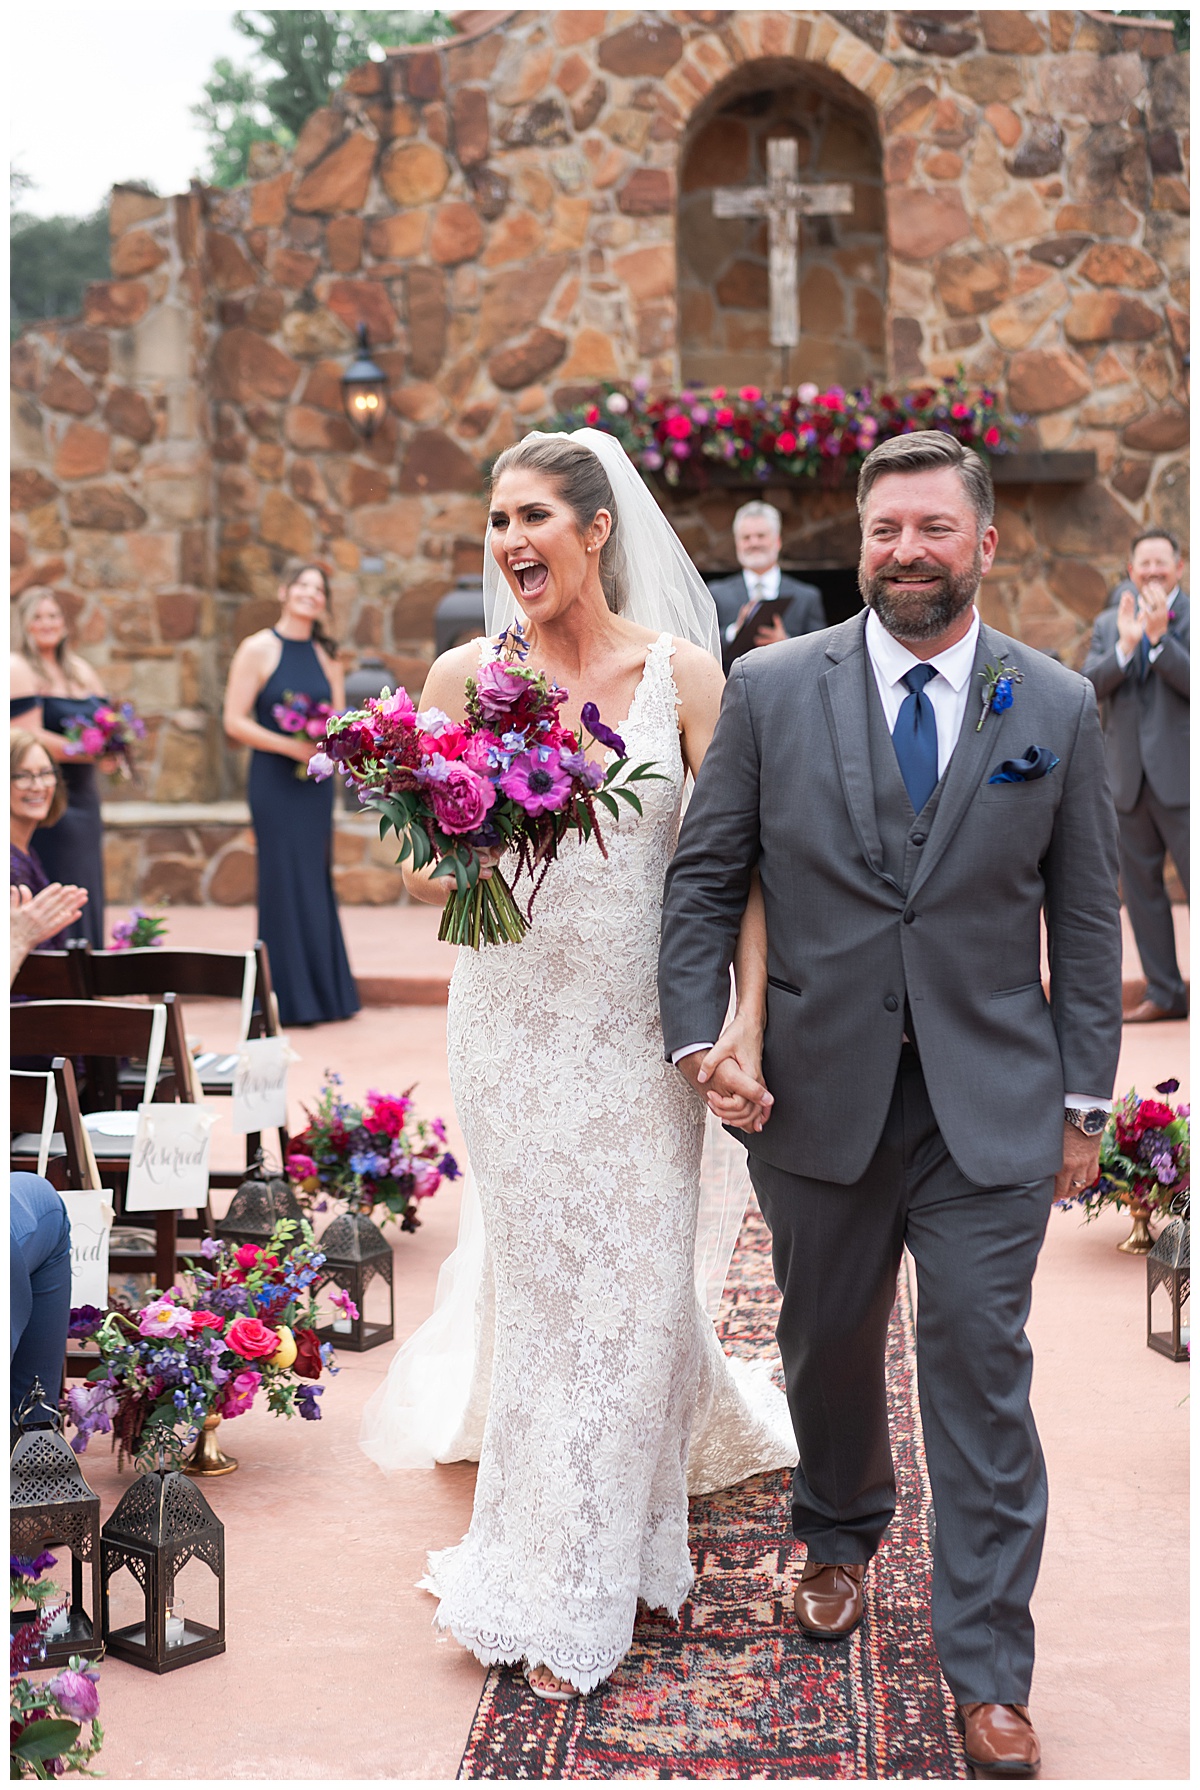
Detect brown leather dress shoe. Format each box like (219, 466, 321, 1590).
(792, 1560, 865, 1639)
(1124, 997, 1187, 1023)
(956, 1703, 1041, 1778)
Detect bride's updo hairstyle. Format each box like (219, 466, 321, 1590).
(489, 435, 625, 613)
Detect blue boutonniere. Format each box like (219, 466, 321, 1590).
(976, 658, 1024, 731)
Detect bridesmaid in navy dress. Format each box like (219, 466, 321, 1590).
(9, 587, 112, 947)
(223, 562, 359, 1027)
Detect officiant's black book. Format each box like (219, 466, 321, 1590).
(725, 597, 791, 666)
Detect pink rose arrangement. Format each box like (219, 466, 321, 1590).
(63, 1222, 335, 1468)
(311, 627, 664, 946)
(287, 1069, 459, 1232)
(563, 371, 1017, 489)
(61, 700, 146, 781)
(272, 690, 337, 779)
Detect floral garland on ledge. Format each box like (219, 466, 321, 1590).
(553, 372, 1017, 490)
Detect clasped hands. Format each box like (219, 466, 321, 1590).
(1117, 580, 1171, 656)
(677, 1009, 773, 1133)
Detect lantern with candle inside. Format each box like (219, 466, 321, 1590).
(10, 1381, 102, 1666)
(215, 1152, 305, 1251)
(340, 323, 389, 439)
(313, 1212, 395, 1351)
(1146, 1217, 1190, 1362)
(100, 1456, 225, 1672)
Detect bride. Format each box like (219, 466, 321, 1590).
(359, 428, 797, 1699)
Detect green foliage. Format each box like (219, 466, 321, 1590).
(194, 10, 452, 186)
(10, 204, 110, 333)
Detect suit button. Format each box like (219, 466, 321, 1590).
(911, 832, 926, 846)
(884, 995, 899, 1012)
(903, 909, 915, 924)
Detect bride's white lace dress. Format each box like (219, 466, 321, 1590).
(361, 632, 796, 1692)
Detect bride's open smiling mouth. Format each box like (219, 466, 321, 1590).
(510, 557, 549, 597)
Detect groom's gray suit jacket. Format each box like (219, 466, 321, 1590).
(659, 610, 1123, 1188)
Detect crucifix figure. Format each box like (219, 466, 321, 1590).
(713, 136, 853, 377)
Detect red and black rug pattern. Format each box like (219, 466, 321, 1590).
(457, 1199, 967, 1780)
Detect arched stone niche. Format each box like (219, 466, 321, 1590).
(678, 60, 886, 394)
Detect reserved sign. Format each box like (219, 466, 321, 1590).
(125, 1105, 216, 1212)
(230, 1035, 296, 1133)
(60, 1190, 114, 1309)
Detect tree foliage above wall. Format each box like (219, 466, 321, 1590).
(194, 9, 451, 186)
(9, 166, 115, 335)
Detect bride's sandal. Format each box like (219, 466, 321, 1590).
(523, 1662, 582, 1702)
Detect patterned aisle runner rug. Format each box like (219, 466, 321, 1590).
(457, 1198, 967, 1780)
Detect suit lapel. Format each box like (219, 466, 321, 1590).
(907, 623, 1008, 901)
(818, 615, 899, 893)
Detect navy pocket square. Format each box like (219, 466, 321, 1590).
(988, 746, 1060, 784)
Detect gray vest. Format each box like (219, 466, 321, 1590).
(864, 657, 949, 894)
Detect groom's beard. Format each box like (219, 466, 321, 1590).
(861, 548, 981, 644)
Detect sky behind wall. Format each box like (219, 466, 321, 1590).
(11, 9, 246, 217)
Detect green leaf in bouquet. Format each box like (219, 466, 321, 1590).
(12, 1719, 81, 1763)
(593, 790, 621, 820)
(612, 788, 644, 813)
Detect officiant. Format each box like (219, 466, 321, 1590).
(708, 502, 827, 670)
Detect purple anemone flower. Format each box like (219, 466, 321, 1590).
(499, 749, 573, 816)
(579, 703, 626, 757)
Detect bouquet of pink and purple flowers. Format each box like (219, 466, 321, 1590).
(309, 623, 663, 946)
(273, 691, 337, 779)
(62, 701, 145, 781)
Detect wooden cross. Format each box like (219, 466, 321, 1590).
(713, 137, 853, 350)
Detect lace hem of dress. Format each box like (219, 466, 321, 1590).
(418, 1551, 693, 1693)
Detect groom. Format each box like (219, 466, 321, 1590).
(659, 432, 1122, 1778)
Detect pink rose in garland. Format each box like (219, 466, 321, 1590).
(220, 1370, 262, 1418)
(225, 1316, 282, 1360)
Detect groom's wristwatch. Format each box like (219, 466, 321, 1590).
(1065, 1107, 1108, 1136)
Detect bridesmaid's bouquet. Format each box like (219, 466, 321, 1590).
(61, 701, 146, 781)
(308, 624, 663, 946)
(273, 690, 337, 780)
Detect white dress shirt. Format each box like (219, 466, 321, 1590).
(723, 564, 781, 643)
(674, 604, 1109, 1110)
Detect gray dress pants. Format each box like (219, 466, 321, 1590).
(747, 1045, 1054, 1705)
(1118, 783, 1190, 1013)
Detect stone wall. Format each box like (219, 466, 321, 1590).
(10, 8, 1190, 831)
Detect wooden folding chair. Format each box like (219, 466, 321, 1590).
(11, 941, 90, 1000)
(78, 941, 288, 1180)
(12, 1058, 107, 1382)
(10, 998, 203, 1294)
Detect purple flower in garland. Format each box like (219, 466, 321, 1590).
(579, 703, 625, 757)
(11, 1552, 57, 1581)
(67, 1306, 105, 1340)
(559, 749, 604, 790)
(297, 1384, 324, 1421)
(46, 1667, 100, 1723)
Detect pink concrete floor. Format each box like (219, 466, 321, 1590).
(81, 907, 1188, 1779)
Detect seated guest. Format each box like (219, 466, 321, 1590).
(11, 1174, 73, 1429)
(708, 501, 827, 669)
(1084, 529, 1190, 1021)
(10, 732, 87, 965)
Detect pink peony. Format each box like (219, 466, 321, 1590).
(499, 749, 572, 817)
(365, 1092, 411, 1138)
(419, 724, 470, 760)
(413, 1166, 442, 1199)
(225, 1316, 281, 1360)
(188, 1310, 224, 1331)
(138, 1299, 192, 1340)
(428, 762, 496, 834)
(286, 1152, 317, 1179)
(220, 1370, 261, 1418)
(665, 413, 692, 440)
(79, 726, 107, 755)
(377, 687, 416, 722)
(776, 430, 798, 454)
(462, 731, 501, 776)
(474, 660, 532, 722)
(47, 1668, 100, 1722)
(738, 385, 762, 402)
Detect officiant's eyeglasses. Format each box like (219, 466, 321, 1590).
(12, 770, 59, 788)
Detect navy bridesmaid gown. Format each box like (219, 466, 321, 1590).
(249, 632, 359, 1027)
(11, 692, 106, 948)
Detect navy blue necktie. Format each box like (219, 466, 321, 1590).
(892, 664, 939, 814)
(1136, 634, 1152, 682)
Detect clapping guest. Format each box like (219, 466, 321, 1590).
(10, 732, 88, 970)
(223, 561, 359, 1027)
(1084, 530, 1190, 1021)
(9, 588, 111, 947)
(708, 502, 827, 669)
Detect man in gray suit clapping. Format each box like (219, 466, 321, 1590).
(1084, 529, 1189, 1022)
(660, 432, 1123, 1779)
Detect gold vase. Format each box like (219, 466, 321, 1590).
(1117, 1204, 1155, 1255)
(183, 1414, 238, 1476)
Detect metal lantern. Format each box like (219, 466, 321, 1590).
(1147, 1218, 1190, 1363)
(100, 1465, 225, 1672)
(10, 1381, 102, 1664)
(215, 1154, 306, 1250)
(315, 1213, 395, 1352)
(340, 323, 389, 439)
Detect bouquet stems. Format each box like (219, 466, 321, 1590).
(438, 869, 528, 947)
